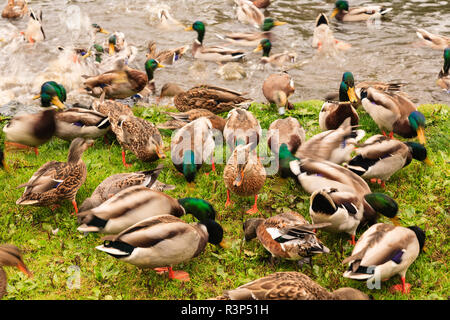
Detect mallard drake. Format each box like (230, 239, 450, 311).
(78, 186, 189, 234)
(254, 39, 297, 68)
(171, 117, 216, 182)
(33, 81, 67, 110)
(146, 41, 188, 65)
(319, 75, 359, 131)
(224, 143, 266, 214)
(1, 0, 28, 19)
(54, 108, 110, 141)
(218, 18, 287, 47)
(83, 59, 164, 99)
(16, 138, 94, 214)
(267, 117, 305, 156)
(437, 47, 449, 91)
(174, 84, 250, 114)
(215, 272, 370, 300)
(296, 117, 365, 165)
(96, 214, 225, 281)
(346, 135, 431, 187)
(3, 109, 56, 156)
(289, 157, 399, 244)
(91, 23, 109, 35)
(0, 244, 32, 299)
(331, 0, 392, 22)
(262, 72, 295, 115)
(234, 0, 264, 28)
(158, 109, 226, 132)
(251, 0, 270, 9)
(110, 113, 165, 167)
(343, 223, 425, 294)
(223, 108, 262, 152)
(185, 21, 245, 62)
(416, 29, 450, 50)
(312, 13, 351, 53)
(22, 8, 45, 43)
(243, 211, 330, 265)
(78, 164, 174, 212)
(360, 87, 426, 144)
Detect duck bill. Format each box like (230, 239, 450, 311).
(99, 28, 109, 34)
(331, 8, 339, 18)
(185, 26, 193, 31)
(51, 96, 66, 110)
(416, 127, 426, 145)
(253, 44, 263, 53)
(347, 86, 358, 103)
(109, 43, 115, 55)
(273, 21, 287, 26)
(219, 240, 229, 249)
(82, 50, 92, 59)
(32, 94, 40, 100)
(156, 145, 166, 159)
(424, 157, 433, 166)
(233, 168, 245, 187)
(17, 262, 33, 278)
(157, 63, 165, 69)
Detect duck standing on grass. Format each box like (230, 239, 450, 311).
(96, 214, 225, 281)
(16, 138, 94, 215)
(343, 223, 425, 294)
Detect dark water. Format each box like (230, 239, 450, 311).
(0, 0, 449, 110)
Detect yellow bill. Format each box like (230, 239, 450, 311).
(185, 26, 193, 31)
(99, 28, 109, 34)
(416, 126, 426, 145)
(331, 8, 339, 18)
(157, 63, 165, 68)
(424, 157, 433, 166)
(51, 96, 66, 110)
(219, 239, 229, 249)
(253, 44, 263, 53)
(32, 94, 40, 100)
(347, 86, 358, 103)
(109, 43, 115, 55)
(82, 50, 92, 59)
(273, 21, 287, 26)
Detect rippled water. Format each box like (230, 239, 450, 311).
(0, 0, 449, 111)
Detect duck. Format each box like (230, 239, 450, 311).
(243, 211, 330, 265)
(346, 135, 431, 187)
(331, 0, 392, 22)
(110, 113, 165, 167)
(91, 23, 109, 36)
(1, 0, 28, 19)
(312, 13, 351, 53)
(234, 0, 264, 28)
(146, 41, 189, 65)
(251, 0, 270, 9)
(0, 147, 8, 172)
(254, 39, 297, 68)
(289, 157, 399, 244)
(95, 214, 225, 281)
(214, 272, 370, 300)
(174, 84, 250, 114)
(319, 76, 359, 131)
(156, 82, 185, 104)
(82, 58, 164, 99)
(267, 117, 305, 157)
(223, 108, 262, 152)
(54, 107, 110, 141)
(22, 8, 45, 43)
(185, 21, 245, 62)
(416, 29, 450, 50)
(91, 96, 134, 122)
(16, 138, 94, 214)
(296, 117, 365, 165)
(437, 47, 449, 91)
(77, 186, 196, 234)
(262, 72, 295, 115)
(78, 164, 175, 212)
(3, 109, 56, 156)
(171, 117, 216, 183)
(217, 18, 287, 47)
(0, 244, 32, 299)
(156, 8, 184, 30)
(224, 142, 266, 214)
(33, 81, 67, 110)
(343, 223, 426, 294)
(158, 109, 226, 132)
(359, 87, 426, 144)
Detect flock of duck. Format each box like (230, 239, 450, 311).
(0, 0, 448, 300)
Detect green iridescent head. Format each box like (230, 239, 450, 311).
(342, 72, 355, 87)
(278, 143, 299, 178)
(335, 0, 349, 11)
(408, 111, 426, 144)
(405, 142, 430, 164)
(182, 150, 197, 182)
(443, 47, 450, 73)
(34, 81, 66, 109)
(186, 21, 205, 43)
(144, 59, 164, 81)
(364, 193, 398, 218)
(255, 39, 271, 57)
(261, 18, 286, 32)
(177, 198, 217, 221)
(92, 23, 109, 34)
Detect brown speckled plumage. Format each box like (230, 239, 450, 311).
(215, 272, 370, 300)
(16, 138, 93, 207)
(1, 0, 28, 19)
(174, 85, 250, 114)
(158, 109, 226, 132)
(146, 41, 188, 65)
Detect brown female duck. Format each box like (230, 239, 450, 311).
(1, 244, 32, 299)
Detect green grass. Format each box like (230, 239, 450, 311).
(0, 101, 448, 300)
